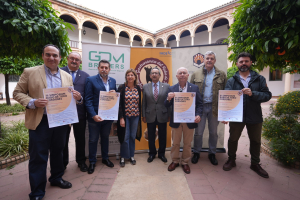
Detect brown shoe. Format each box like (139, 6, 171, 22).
(223, 159, 236, 171)
(181, 164, 190, 174)
(168, 162, 179, 171)
(250, 164, 269, 178)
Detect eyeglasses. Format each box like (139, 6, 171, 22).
(69, 57, 81, 62)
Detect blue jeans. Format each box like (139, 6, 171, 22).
(193, 103, 219, 154)
(88, 118, 113, 163)
(120, 116, 139, 158)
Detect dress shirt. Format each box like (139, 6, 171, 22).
(99, 74, 110, 92)
(239, 73, 251, 88)
(179, 82, 188, 92)
(27, 65, 62, 112)
(203, 66, 215, 103)
(152, 81, 160, 94)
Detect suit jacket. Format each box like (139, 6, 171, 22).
(61, 66, 90, 120)
(13, 65, 73, 130)
(84, 74, 116, 119)
(142, 82, 170, 123)
(164, 82, 203, 129)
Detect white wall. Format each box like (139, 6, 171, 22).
(0, 74, 18, 99)
(260, 67, 285, 96)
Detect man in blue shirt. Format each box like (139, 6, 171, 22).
(85, 60, 116, 174)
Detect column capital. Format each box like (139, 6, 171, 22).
(78, 27, 82, 30)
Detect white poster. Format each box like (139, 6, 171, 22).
(82, 42, 131, 85)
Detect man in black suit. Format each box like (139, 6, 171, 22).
(142, 67, 170, 163)
(164, 67, 203, 174)
(61, 52, 90, 172)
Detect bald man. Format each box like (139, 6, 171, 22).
(61, 52, 90, 172)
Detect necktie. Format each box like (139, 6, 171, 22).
(71, 71, 75, 82)
(154, 83, 158, 101)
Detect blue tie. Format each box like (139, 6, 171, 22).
(71, 71, 75, 82)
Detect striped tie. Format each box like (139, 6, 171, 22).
(154, 83, 158, 101)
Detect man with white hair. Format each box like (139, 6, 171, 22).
(164, 67, 203, 174)
(190, 51, 227, 165)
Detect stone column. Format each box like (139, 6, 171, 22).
(78, 27, 82, 49)
(208, 30, 212, 44)
(98, 32, 102, 43)
(177, 40, 179, 47)
(191, 35, 194, 46)
(284, 72, 291, 93)
(164, 44, 167, 48)
(115, 37, 119, 45)
(130, 40, 133, 47)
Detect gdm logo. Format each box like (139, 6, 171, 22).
(88, 51, 124, 69)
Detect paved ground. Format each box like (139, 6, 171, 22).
(1, 99, 300, 200)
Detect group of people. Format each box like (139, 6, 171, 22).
(13, 44, 272, 200)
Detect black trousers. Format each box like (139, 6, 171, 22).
(147, 118, 167, 157)
(29, 115, 68, 199)
(228, 122, 262, 164)
(63, 118, 87, 167)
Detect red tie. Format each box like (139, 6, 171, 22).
(154, 83, 158, 101)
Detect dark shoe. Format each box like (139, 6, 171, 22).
(147, 155, 155, 163)
(181, 164, 191, 174)
(102, 159, 114, 168)
(223, 159, 236, 171)
(191, 153, 200, 164)
(158, 155, 167, 163)
(88, 164, 95, 174)
(50, 179, 72, 189)
(168, 162, 179, 171)
(250, 164, 269, 178)
(120, 157, 125, 167)
(130, 157, 136, 165)
(208, 154, 218, 165)
(31, 197, 42, 200)
(78, 163, 88, 172)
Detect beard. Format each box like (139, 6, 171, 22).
(238, 65, 250, 72)
(100, 73, 108, 77)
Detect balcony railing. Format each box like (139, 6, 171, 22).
(69, 40, 79, 49)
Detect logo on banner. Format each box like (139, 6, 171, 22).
(135, 58, 169, 89)
(88, 51, 125, 70)
(159, 51, 172, 57)
(193, 53, 205, 68)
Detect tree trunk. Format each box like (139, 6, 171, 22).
(5, 74, 11, 106)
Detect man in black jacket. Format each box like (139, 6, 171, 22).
(222, 52, 272, 178)
(61, 52, 90, 172)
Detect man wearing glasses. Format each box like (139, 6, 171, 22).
(142, 67, 170, 163)
(61, 52, 90, 172)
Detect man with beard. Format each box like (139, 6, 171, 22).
(61, 52, 90, 172)
(85, 60, 116, 174)
(222, 52, 272, 178)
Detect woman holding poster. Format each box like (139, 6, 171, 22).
(117, 69, 142, 167)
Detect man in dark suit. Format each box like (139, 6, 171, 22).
(164, 67, 203, 174)
(61, 52, 90, 172)
(85, 60, 116, 174)
(142, 67, 170, 163)
(13, 44, 82, 200)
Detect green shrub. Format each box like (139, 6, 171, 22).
(274, 91, 300, 116)
(0, 121, 29, 158)
(263, 104, 300, 166)
(0, 103, 25, 113)
(227, 66, 238, 80)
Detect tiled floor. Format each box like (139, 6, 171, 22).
(1, 99, 300, 200)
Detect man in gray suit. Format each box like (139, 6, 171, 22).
(142, 67, 170, 163)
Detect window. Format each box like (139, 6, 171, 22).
(269, 69, 282, 81)
(8, 75, 20, 82)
